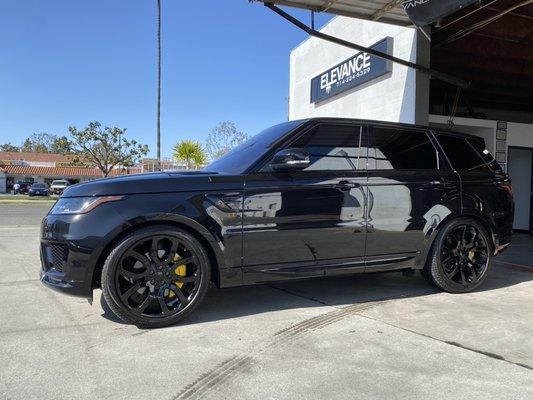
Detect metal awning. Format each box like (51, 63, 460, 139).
(259, 2, 470, 88)
(251, 1, 412, 26)
(252, 1, 483, 26)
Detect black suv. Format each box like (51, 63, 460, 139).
(40, 118, 514, 328)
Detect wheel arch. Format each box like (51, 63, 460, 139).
(418, 212, 496, 269)
(90, 218, 224, 291)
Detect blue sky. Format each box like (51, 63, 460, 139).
(0, 0, 332, 158)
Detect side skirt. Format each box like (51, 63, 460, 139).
(238, 253, 420, 285)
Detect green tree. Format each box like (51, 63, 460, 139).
(173, 140, 206, 170)
(205, 121, 249, 160)
(51, 135, 73, 154)
(0, 143, 20, 152)
(21, 132, 57, 153)
(69, 121, 149, 177)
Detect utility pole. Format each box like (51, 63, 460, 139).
(156, 0, 162, 169)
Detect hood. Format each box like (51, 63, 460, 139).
(61, 171, 236, 197)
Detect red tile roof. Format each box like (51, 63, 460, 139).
(0, 151, 71, 163)
(0, 165, 142, 178)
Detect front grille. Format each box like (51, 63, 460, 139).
(46, 243, 68, 272)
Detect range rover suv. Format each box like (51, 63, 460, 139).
(40, 118, 514, 328)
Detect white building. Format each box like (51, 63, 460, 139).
(290, 17, 429, 125)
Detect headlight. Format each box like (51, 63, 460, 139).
(50, 196, 124, 215)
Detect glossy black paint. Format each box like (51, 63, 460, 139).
(242, 170, 367, 282)
(40, 118, 514, 300)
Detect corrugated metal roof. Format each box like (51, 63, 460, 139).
(253, 0, 411, 26)
(0, 165, 142, 178)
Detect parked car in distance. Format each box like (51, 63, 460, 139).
(49, 180, 70, 195)
(28, 183, 50, 197)
(40, 118, 514, 328)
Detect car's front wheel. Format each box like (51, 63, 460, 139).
(423, 218, 492, 293)
(101, 225, 211, 328)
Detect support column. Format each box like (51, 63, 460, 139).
(415, 26, 431, 126)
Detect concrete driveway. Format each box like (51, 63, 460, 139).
(0, 204, 532, 400)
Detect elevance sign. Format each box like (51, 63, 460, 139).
(310, 37, 393, 103)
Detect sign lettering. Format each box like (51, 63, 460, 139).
(310, 37, 393, 103)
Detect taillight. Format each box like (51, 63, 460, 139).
(499, 183, 513, 198)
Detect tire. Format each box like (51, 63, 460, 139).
(422, 218, 493, 293)
(101, 225, 211, 328)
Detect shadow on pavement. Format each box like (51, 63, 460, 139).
(100, 262, 532, 327)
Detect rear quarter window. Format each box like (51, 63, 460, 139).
(435, 134, 495, 171)
(466, 137, 502, 171)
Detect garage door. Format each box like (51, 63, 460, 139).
(508, 147, 532, 231)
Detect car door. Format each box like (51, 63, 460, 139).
(365, 124, 460, 270)
(242, 122, 369, 283)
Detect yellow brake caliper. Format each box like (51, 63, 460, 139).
(168, 254, 187, 298)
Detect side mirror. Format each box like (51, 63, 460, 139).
(270, 148, 310, 172)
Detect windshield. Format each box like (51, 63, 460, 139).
(32, 183, 46, 188)
(52, 181, 68, 186)
(206, 120, 305, 174)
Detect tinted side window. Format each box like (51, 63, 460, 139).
(436, 134, 488, 171)
(290, 124, 368, 171)
(370, 127, 438, 170)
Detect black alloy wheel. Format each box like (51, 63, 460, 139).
(102, 225, 210, 328)
(423, 218, 492, 293)
(440, 225, 489, 286)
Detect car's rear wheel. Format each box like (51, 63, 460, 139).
(423, 218, 492, 293)
(101, 225, 211, 328)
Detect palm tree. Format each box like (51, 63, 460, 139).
(173, 140, 206, 170)
(156, 0, 162, 168)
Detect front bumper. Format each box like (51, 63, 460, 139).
(40, 241, 93, 298)
(40, 267, 91, 298)
(39, 203, 128, 299)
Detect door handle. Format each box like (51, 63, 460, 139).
(336, 180, 361, 191)
(421, 180, 454, 191)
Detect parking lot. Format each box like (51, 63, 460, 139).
(0, 203, 532, 400)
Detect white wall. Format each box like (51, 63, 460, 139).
(9, 160, 56, 168)
(507, 123, 533, 148)
(289, 17, 427, 124)
(28, 161, 56, 168)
